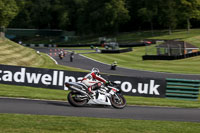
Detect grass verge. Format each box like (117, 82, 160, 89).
(0, 114, 200, 133)
(0, 38, 87, 72)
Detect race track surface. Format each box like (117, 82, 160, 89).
(35, 48, 200, 80)
(0, 98, 200, 122)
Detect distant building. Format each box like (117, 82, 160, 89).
(156, 41, 199, 56)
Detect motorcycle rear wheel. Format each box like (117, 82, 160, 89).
(110, 93, 126, 109)
(67, 91, 88, 107)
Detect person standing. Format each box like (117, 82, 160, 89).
(70, 51, 74, 62)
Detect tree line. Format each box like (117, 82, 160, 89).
(1, 0, 200, 35)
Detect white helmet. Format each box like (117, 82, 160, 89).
(91, 68, 100, 74)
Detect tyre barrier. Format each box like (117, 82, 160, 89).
(166, 78, 200, 101)
(22, 44, 57, 47)
(101, 48, 132, 53)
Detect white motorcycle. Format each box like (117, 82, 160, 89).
(65, 81, 126, 109)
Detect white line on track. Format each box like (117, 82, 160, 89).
(47, 54, 58, 65)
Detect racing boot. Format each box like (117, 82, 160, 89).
(87, 86, 94, 98)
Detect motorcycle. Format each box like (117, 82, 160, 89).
(59, 53, 64, 59)
(65, 81, 126, 109)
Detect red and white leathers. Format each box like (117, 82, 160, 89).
(82, 72, 107, 93)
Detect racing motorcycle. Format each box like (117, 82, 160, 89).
(59, 53, 64, 59)
(65, 81, 126, 109)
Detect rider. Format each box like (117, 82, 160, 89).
(82, 68, 109, 95)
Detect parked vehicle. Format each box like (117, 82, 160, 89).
(65, 81, 126, 109)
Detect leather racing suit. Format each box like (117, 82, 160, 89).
(82, 72, 107, 93)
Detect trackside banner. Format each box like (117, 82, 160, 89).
(0, 64, 166, 97)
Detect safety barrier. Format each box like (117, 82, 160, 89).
(22, 44, 57, 47)
(166, 78, 200, 100)
(101, 48, 132, 53)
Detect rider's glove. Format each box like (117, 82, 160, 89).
(105, 81, 111, 86)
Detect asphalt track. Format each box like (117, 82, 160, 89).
(0, 97, 200, 122)
(35, 48, 200, 80)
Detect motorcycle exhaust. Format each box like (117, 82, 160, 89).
(65, 82, 90, 97)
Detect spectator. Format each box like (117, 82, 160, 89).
(70, 51, 74, 62)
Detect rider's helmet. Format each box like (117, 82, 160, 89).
(91, 68, 100, 75)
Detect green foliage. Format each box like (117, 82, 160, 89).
(158, 0, 178, 34)
(0, 38, 86, 71)
(127, 0, 200, 32)
(5, 0, 200, 35)
(0, 0, 19, 27)
(178, 0, 200, 19)
(76, 0, 130, 34)
(9, 0, 70, 29)
(177, 0, 200, 30)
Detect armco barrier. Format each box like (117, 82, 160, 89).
(166, 78, 200, 100)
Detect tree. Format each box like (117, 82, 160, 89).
(76, 0, 130, 35)
(137, 0, 160, 35)
(177, 0, 200, 31)
(50, 0, 70, 29)
(9, 0, 32, 28)
(158, 0, 178, 34)
(0, 0, 19, 37)
(5, 0, 200, 34)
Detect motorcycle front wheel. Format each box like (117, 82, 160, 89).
(67, 91, 88, 107)
(110, 93, 126, 109)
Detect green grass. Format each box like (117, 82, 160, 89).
(150, 29, 200, 47)
(59, 29, 200, 74)
(74, 29, 200, 74)
(0, 84, 199, 108)
(82, 46, 200, 74)
(0, 114, 200, 133)
(0, 38, 87, 72)
(0, 84, 67, 101)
